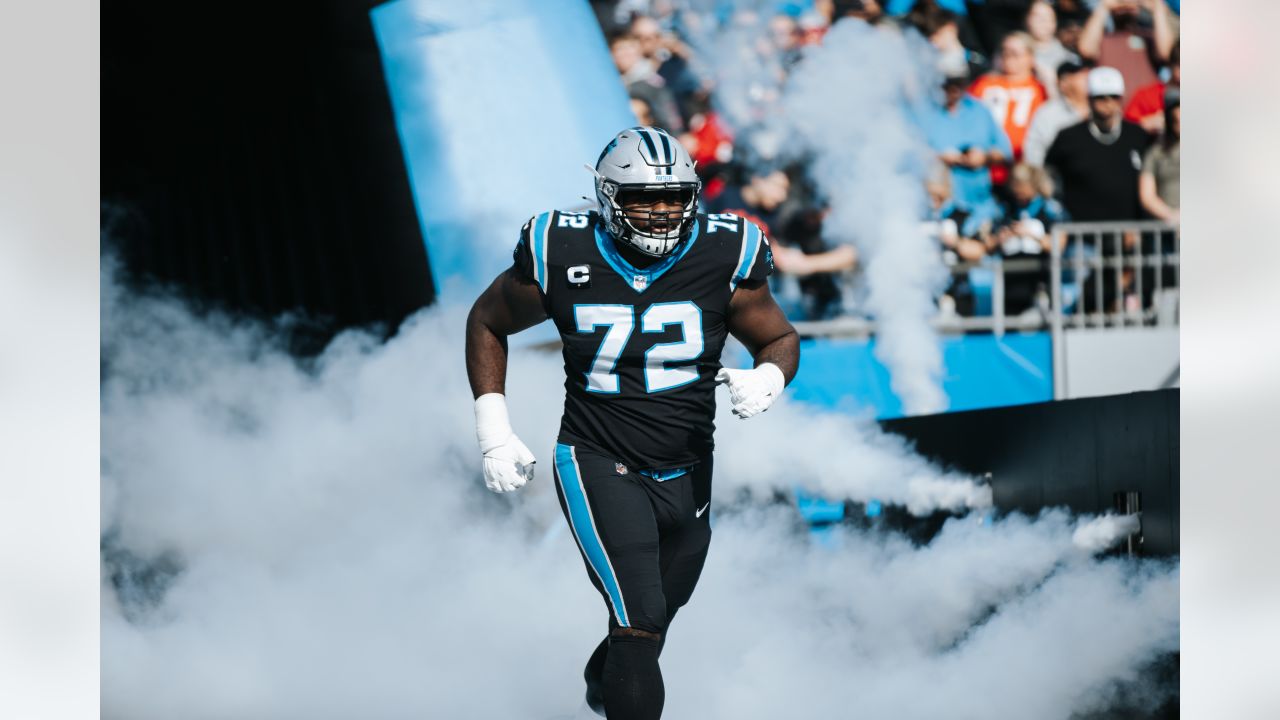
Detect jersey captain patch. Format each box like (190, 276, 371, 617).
(567, 264, 591, 287)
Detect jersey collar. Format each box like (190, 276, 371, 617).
(594, 220, 700, 293)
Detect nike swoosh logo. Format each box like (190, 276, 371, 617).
(695, 502, 710, 518)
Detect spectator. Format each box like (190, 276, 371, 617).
(922, 164, 986, 316)
(1025, 1, 1080, 95)
(1044, 66, 1152, 222)
(994, 163, 1067, 257)
(840, 0, 884, 21)
(990, 164, 1067, 316)
(923, 164, 987, 263)
(896, 0, 985, 53)
(630, 15, 703, 123)
(829, 0, 891, 28)
(709, 166, 790, 236)
(711, 165, 858, 280)
(922, 64, 1012, 224)
(768, 13, 806, 72)
(1137, 87, 1179, 308)
(1078, 0, 1176, 105)
(1022, 60, 1090, 167)
(772, 241, 859, 279)
(609, 33, 685, 133)
(797, 2, 833, 46)
(609, 0, 652, 30)
(969, 32, 1049, 163)
(921, 7, 989, 81)
(1056, 16, 1085, 57)
(677, 92, 734, 193)
(1125, 40, 1178, 135)
(630, 94, 656, 126)
(1052, 0, 1094, 25)
(1139, 87, 1179, 224)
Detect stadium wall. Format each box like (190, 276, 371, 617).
(881, 389, 1180, 556)
(102, 0, 432, 351)
(756, 333, 1055, 419)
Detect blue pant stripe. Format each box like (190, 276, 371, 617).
(556, 443, 630, 627)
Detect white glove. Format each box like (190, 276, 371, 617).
(715, 363, 786, 419)
(474, 393, 536, 493)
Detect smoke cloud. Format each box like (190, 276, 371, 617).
(781, 20, 949, 414)
(1073, 513, 1144, 553)
(101, 262, 1177, 719)
(688, 11, 950, 414)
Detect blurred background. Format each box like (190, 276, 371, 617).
(103, 0, 1181, 419)
(97, 1, 1191, 718)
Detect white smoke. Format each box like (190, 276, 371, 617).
(1073, 513, 1143, 553)
(780, 19, 949, 415)
(101, 264, 1178, 719)
(686, 9, 950, 415)
(714, 397, 992, 514)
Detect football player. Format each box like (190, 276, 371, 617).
(465, 127, 799, 720)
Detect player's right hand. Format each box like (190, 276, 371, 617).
(474, 393, 537, 493)
(481, 433, 536, 493)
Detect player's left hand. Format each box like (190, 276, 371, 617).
(715, 363, 785, 419)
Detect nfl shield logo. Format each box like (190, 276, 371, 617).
(633, 274, 647, 290)
(615, 462, 629, 476)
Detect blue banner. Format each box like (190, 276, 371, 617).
(760, 333, 1053, 419)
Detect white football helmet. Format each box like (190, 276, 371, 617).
(588, 127, 702, 257)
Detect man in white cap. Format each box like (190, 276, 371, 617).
(1044, 66, 1152, 222)
(1022, 60, 1091, 168)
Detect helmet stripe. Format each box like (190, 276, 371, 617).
(637, 129, 660, 165)
(596, 137, 619, 167)
(657, 131, 672, 165)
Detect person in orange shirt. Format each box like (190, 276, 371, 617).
(969, 31, 1049, 162)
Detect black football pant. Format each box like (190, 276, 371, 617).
(552, 443, 713, 720)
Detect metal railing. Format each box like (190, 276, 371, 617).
(1047, 220, 1180, 400)
(785, 220, 1180, 336)
(788, 256, 1050, 339)
(1049, 221, 1181, 329)
(784, 221, 1181, 400)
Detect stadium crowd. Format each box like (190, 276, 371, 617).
(590, 0, 1181, 320)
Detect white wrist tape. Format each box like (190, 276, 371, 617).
(757, 362, 786, 395)
(475, 393, 514, 453)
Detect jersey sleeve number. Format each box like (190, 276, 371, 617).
(558, 212, 590, 229)
(575, 301, 703, 394)
(707, 212, 739, 234)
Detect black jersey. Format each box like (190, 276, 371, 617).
(512, 210, 773, 470)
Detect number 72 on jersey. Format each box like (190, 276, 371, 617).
(575, 301, 703, 394)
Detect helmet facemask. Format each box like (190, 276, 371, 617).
(590, 127, 703, 258)
(607, 184, 700, 257)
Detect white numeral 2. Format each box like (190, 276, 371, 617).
(642, 302, 704, 392)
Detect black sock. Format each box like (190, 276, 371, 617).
(602, 634, 664, 720)
(584, 637, 609, 716)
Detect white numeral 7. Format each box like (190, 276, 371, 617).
(575, 305, 634, 394)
